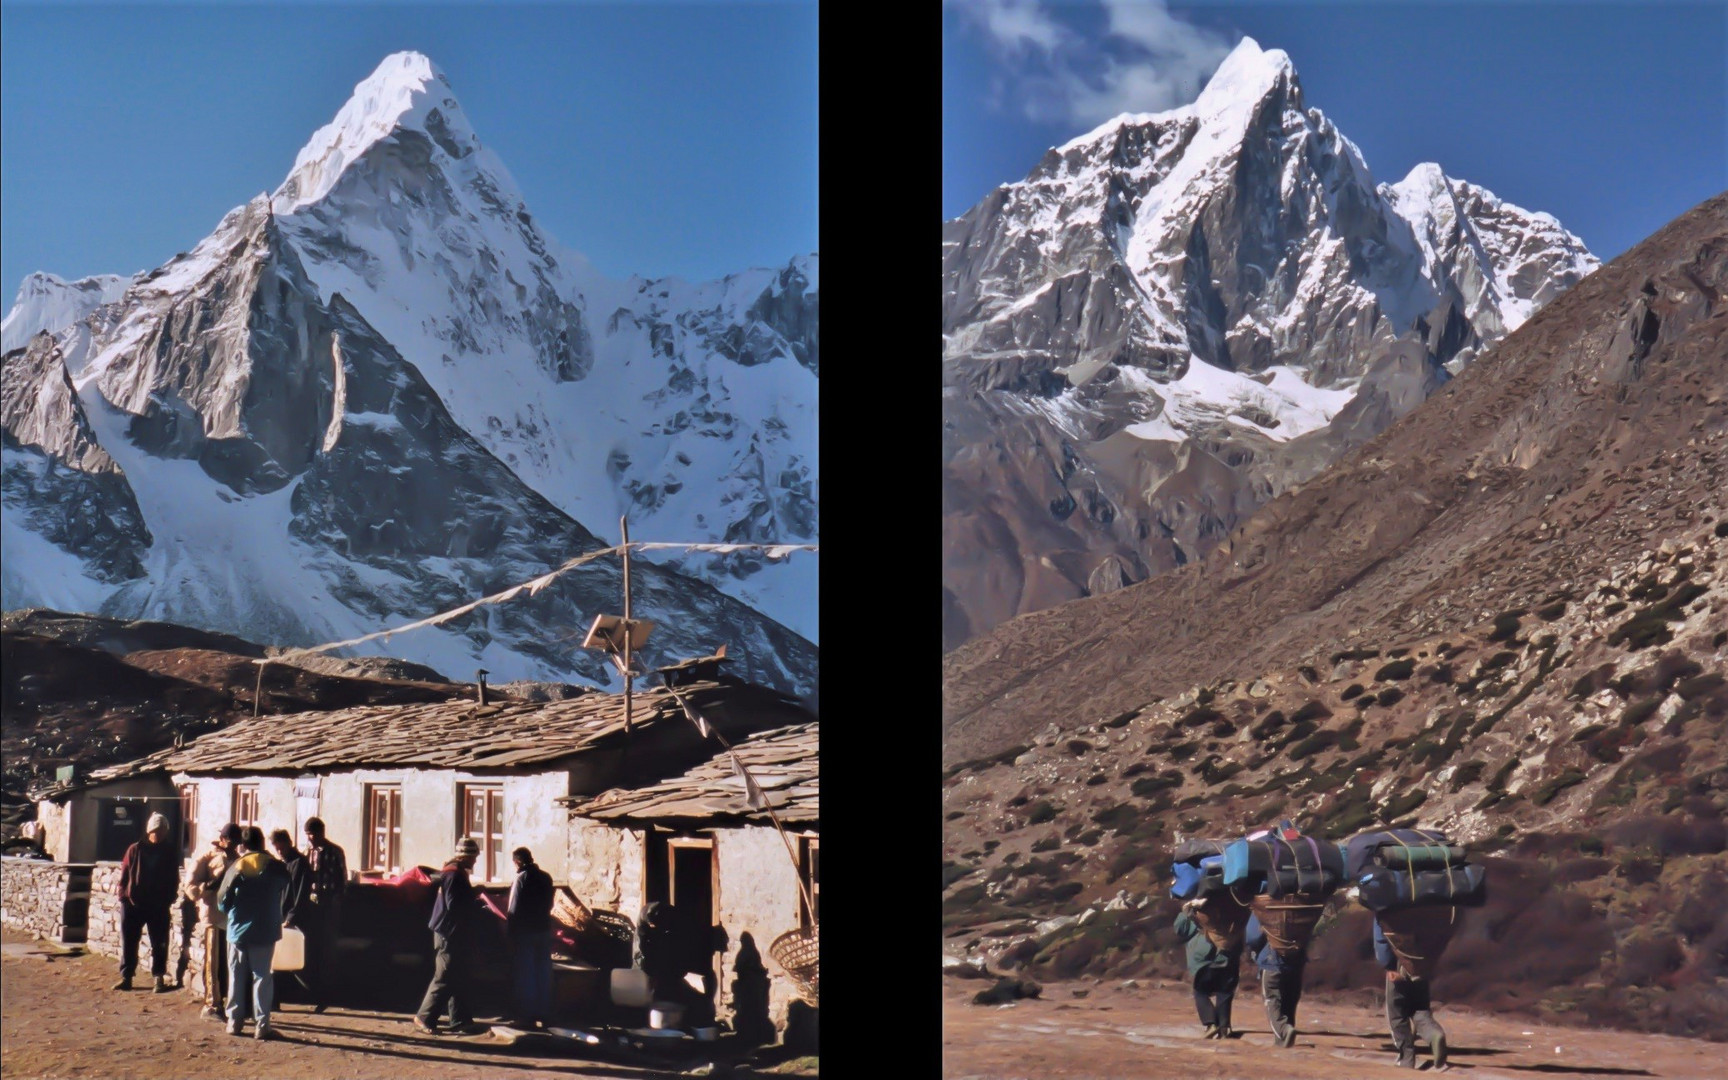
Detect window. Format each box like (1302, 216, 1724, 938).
(799, 835, 819, 929)
(365, 785, 403, 873)
(460, 785, 505, 882)
(231, 784, 259, 830)
(179, 784, 199, 856)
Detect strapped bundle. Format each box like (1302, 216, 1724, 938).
(1222, 822, 1345, 899)
(1346, 828, 1486, 913)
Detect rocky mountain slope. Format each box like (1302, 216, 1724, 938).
(1, 52, 817, 686)
(940, 192, 1727, 1038)
(942, 37, 1595, 649)
(0, 273, 135, 356)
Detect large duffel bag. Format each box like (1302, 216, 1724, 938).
(1344, 828, 1455, 878)
(1172, 838, 1228, 865)
(1380, 844, 1466, 871)
(1357, 863, 1487, 912)
(1264, 860, 1344, 899)
(1227, 833, 1344, 897)
(1171, 855, 1227, 899)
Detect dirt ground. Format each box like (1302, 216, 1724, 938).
(0, 930, 815, 1079)
(942, 978, 1722, 1079)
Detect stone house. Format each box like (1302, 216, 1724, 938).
(565, 720, 819, 1028)
(10, 676, 815, 1032)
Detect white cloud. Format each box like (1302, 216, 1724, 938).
(953, 0, 1237, 127)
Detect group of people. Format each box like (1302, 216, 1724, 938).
(1175, 893, 1452, 1069)
(113, 816, 558, 1039)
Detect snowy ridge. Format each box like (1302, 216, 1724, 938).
(2, 272, 136, 355)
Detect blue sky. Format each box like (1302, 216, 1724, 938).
(1, 1, 817, 296)
(946, 1, 1727, 260)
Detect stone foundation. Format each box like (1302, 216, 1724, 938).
(83, 862, 204, 992)
(1, 857, 86, 943)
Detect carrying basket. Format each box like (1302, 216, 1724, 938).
(1249, 895, 1325, 957)
(769, 924, 819, 1007)
(1378, 904, 1458, 981)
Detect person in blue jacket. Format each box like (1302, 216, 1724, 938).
(1174, 896, 1245, 1039)
(1375, 917, 1448, 1069)
(1244, 913, 1303, 1048)
(217, 826, 291, 1040)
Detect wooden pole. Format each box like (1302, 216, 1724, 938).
(621, 515, 632, 735)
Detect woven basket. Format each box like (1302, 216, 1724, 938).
(769, 925, 819, 1006)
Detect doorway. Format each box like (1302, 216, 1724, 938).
(645, 832, 719, 1008)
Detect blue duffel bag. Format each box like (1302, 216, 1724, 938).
(1172, 855, 1225, 899)
(1357, 862, 1487, 911)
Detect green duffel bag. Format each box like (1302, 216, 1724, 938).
(1380, 844, 1465, 870)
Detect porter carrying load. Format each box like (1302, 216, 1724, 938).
(1169, 838, 1229, 900)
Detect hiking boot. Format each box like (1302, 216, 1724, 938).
(311, 1003, 328, 1015)
(153, 976, 174, 993)
(412, 1017, 442, 1036)
(1430, 1030, 1448, 1070)
(255, 1026, 283, 1041)
(446, 1021, 486, 1036)
(200, 1006, 222, 1020)
(1397, 1048, 1418, 1068)
(227, 1023, 245, 1037)
(1280, 1025, 1298, 1049)
(1218, 1023, 1235, 1040)
(112, 977, 133, 991)
(1202, 1023, 1219, 1040)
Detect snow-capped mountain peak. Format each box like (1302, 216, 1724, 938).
(275, 50, 482, 213)
(1193, 35, 1293, 116)
(941, 38, 1596, 650)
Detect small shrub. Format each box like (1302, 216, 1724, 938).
(1383, 789, 1427, 820)
(1375, 658, 1417, 681)
(1289, 700, 1333, 724)
(1488, 611, 1525, 642)
(1376, 686, 1405, 707)
(1331, 647, 1380, 663)
(1623, 698, 1661, 726)
(1537, 600, 1568, 621)
(1066, 739, 1094, 755)
(1340, 683, 1365, 701)
(1532, 768, 1588, 806)
(1676, 672, 1725, 700)
(1026, 800, 1059, 825)
(1031, 836, 1060, 853)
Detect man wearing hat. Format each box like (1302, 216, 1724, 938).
(415, 837, 488, 1035)
(114, 812, 183, 993)
(184, 822, 242, 1017)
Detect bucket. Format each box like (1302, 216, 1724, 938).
(272, 927, 305, 972)
(609, 967, 653, 1007)
(648, 1001, 685, 1030)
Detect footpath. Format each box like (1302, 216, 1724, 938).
(942, 979, 1720, 1079)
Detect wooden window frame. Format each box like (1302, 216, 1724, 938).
(364, 784, 403, 874)
(179, 784, 199, 857)
(231, 784, 259, 831)
(459, 784, 506, 883)
(798, 835, 819, 929)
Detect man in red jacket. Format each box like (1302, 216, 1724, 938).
(114, 812, 182, 993)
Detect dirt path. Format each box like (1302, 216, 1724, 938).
(0, 930, 811, 1079)
(943, 979, 1720, 1079)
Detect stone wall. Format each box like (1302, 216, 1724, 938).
(1, 857, 81, 942)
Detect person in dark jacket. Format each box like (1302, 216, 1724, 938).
(218, 826, 291, 1040)
(270, 830, 311, 927)
(114, 812, 182, 993)
(299, 817, 347, 1014)
(1245, 913, 1304, 1048)
(1375, 918, 1448, 1069)
(415, 837, 487, 1035)
(506, 847, 555, 1028)
(1174, 895, 1246, 1039)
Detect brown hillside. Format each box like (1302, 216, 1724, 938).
(944, 192, 1727, 764)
